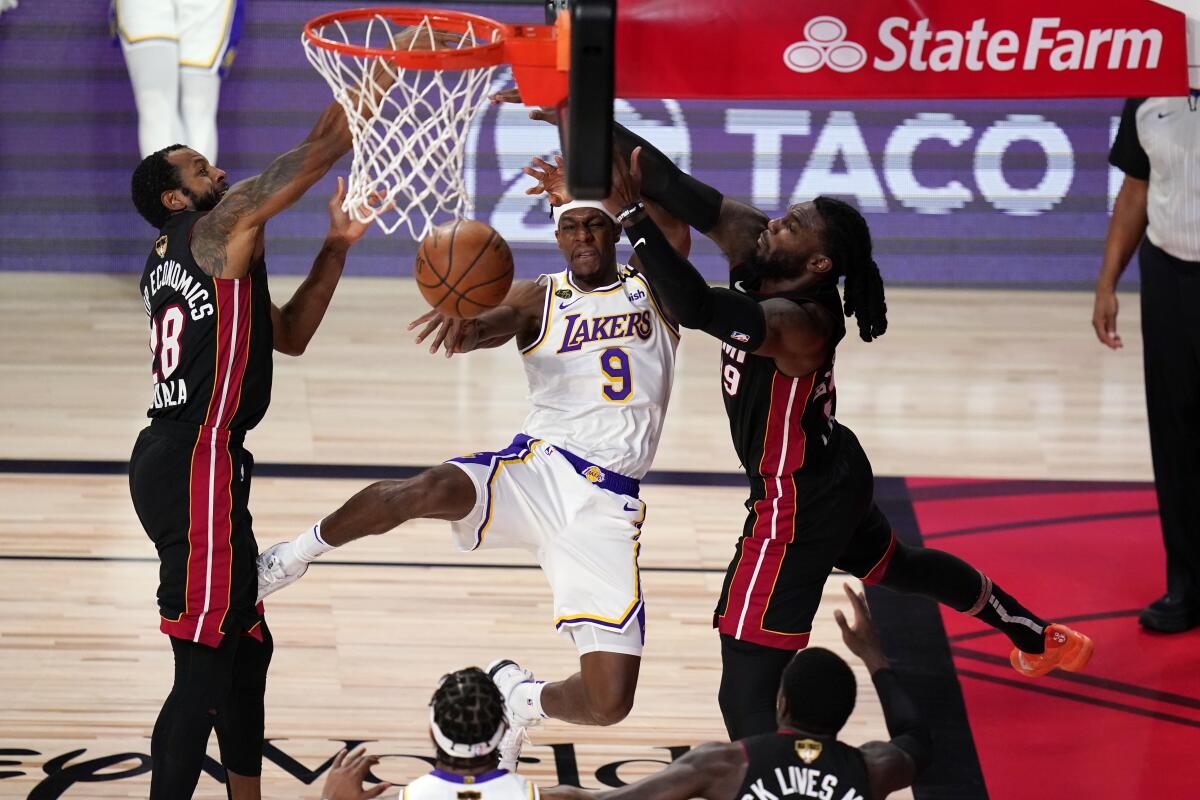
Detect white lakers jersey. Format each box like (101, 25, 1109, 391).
(519, 266, 679, 479)
(401, 769, 539, 800)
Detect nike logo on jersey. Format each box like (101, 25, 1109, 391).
(633, 237, 646, 249)
(623, 502, 640, 512)
(558, 296, 585, 310)
(733, 280, 746, 293)
(1158, 111, 1172, 118)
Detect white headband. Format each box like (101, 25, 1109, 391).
(552, 200, 618, 226)
(429, 709, 508, 759)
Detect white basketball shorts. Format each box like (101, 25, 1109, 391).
(114, 0, 244, 74)
(447, 434, 647, 656)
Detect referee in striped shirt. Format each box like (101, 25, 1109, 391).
(1094, 94, 1200, 634)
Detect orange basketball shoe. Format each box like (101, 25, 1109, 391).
(1009, 624, 1094, 677)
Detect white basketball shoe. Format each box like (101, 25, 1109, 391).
(487, 658, 545, 727)
(256, 541, 308, 602)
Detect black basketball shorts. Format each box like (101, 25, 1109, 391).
(714, 427, 897, 650)
(129, 419, 264, 648)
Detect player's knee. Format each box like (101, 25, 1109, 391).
(411, 467, 476, 520)
(586, 684, 635, 726)
(365, 470, 469, 528)
(873, 540, 914, 584)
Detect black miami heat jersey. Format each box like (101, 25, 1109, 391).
(720, 267, 845, 479)
(139, 210, 274, 432)
(737, 731, 873, 800)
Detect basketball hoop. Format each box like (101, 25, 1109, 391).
(302, 7, 567, 240)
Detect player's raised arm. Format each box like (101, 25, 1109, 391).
(607, 149, 834, 376)
(271, 178, 376, 357)
(612, 122, 765, 267)
(187, 27, 436, 280)
(409, 279, 548, 358)
(188, 98, 356, 279)
(525, 154, 692, 262)
(833, 584, 932, 798)
(504, 93, 756, 266)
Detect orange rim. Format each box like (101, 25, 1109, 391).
(304, 6, 512, 69)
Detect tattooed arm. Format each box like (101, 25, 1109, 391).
(189, 99, 355, 280)
(187, 28, 425, 279)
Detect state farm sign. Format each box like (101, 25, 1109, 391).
(616, 0, 1187, 99)
(786, 16, 1165, 75)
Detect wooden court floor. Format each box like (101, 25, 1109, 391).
(0, 273, 1151, 798)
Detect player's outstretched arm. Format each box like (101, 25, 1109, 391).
(612, 122, 765, 267)
(272, 178, 375, 356)
(409, 280, 547, 358)
(523, 154, 691, 260)
(834, 584, 931, 798)
(611, 151, 832, 376)
(541, 742, 747, 800)
(503, 91, 760, 267)
(190, 98, 357, 280)
(189, 36, 416, 281)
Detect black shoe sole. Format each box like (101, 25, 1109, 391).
(1138, 610, 1199, 633)
(488, 659, 517, 679)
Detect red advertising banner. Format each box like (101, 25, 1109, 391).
(615, 0, 1188, 99)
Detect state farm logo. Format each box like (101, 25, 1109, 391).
(784, 17, 867, 73)
(784, 16, 1164, 74)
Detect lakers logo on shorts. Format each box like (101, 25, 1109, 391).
(583, 465, 606, 484)
(795, 738, 822, 764)
(155, 235, 168, 258)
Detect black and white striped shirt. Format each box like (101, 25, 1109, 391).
(1111, 96, 1200, 262)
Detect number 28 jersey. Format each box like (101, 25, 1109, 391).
(139, 210, 275, 432)
(720, 268, 846, 479)
(519, 267, 679, 480)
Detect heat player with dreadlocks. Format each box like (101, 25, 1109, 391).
(319, 667, 539, 800)
(589, 128, 1095, 739)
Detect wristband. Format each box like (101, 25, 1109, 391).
(616, 201, 646, 226)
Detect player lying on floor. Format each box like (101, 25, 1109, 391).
(318, 585, 930, 800)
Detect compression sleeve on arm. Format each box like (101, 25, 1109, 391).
(871, 668, 933, 773)
(625, 213, 766, 350)
(614, 122, 724, 233)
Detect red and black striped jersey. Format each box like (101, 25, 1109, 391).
(720, 268, 845, 479)
(139, 211, 274, 432)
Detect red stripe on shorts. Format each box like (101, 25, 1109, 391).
(159, 278, 247, 647)
(719, 372, 817, 648)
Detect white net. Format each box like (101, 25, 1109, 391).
(303, 13, 503, 239)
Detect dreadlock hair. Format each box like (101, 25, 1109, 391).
(813, 196, 888, 342)
(131, 144, 188, 229)
(429, 667, 507, 769)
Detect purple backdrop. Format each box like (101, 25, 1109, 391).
(0, 0, 1131, 286)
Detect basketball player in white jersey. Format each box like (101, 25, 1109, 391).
(256, 195, 689, 758)
(113, 0, 243, 159)
(319, 667, 541, 800)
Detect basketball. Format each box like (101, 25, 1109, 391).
(414, 219, 515, 318)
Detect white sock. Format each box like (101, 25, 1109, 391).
(180, 69, 221, 161)
(120, 40, 184, 157)
(508, 680, 547, 723)
(293, 522, 335, 563)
